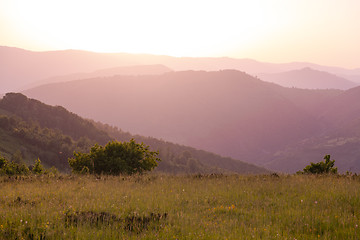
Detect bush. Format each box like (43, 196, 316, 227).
(32, 158, 45, 174)
(0, 155, 30, 176)
(299, 154, 338, 174)
(0, 154, 52, 176)
(68, 139, 160, 175)
(0, 155, 6, 169)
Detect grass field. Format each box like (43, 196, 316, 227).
(0, 174, 359, 239)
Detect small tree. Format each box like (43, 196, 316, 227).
(68, 139, 160, 175)
(32, 158, 45, 174)
(0, 155, 6, 169)
(300, 154, 338, 174)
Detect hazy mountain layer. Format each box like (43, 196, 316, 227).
(2, 46, 360, 93)
(25, 64, 173, 90)
(260, 67, 357, 90)
(24, 70, 359, 172)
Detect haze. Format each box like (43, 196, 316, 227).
(1, 0, 360, 68)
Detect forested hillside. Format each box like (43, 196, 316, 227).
(0, 93, 267, 174)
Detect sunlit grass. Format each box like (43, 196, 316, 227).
(0, 174, 359, 239)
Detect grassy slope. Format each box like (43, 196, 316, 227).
(0, 174, 359, 239)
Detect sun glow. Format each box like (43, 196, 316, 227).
(1, 0, 360, 67)
(1, 0, 287, 57)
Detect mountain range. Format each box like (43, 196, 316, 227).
(3, 46, 360, 173)
(2, 46, 360, 93)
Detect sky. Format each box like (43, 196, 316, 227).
(1, 0, 360, 69)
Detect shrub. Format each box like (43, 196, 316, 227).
(299, 154, 338, 174)
(32, 158, 45, 174)
(68, 139, 160, 175)
(0, 155, 52, 176)
(0, 154, 30, 175)
(0, 155, 6, 169)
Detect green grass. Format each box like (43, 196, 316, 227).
(0, 174, 359, 239)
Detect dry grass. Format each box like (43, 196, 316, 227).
(0, 174, 359, 239)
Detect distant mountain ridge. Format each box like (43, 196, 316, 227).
(259, 67, 358, 90)
(2, 46, 360, 93)
(24, 64, 173, 89)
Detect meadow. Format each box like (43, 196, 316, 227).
(0, 174, 359, 239)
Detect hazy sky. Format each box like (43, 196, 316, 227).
(1, 0, 359, 68)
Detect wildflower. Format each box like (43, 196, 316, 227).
(300, 199, 303, 203)
(314, 201, 318, 204)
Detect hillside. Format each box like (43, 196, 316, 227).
(262, 86, 360, 172)
(259, 67, 357, 90)
(23, 70, 347, 171)
(318, 86, 360, 127)
(0, 93, 267, 174)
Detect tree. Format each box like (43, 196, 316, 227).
(68, 139, 160, 175)
(0, 155, 7, 169)
(299, 154, 338, 174)
(32, 158, 45, 174)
